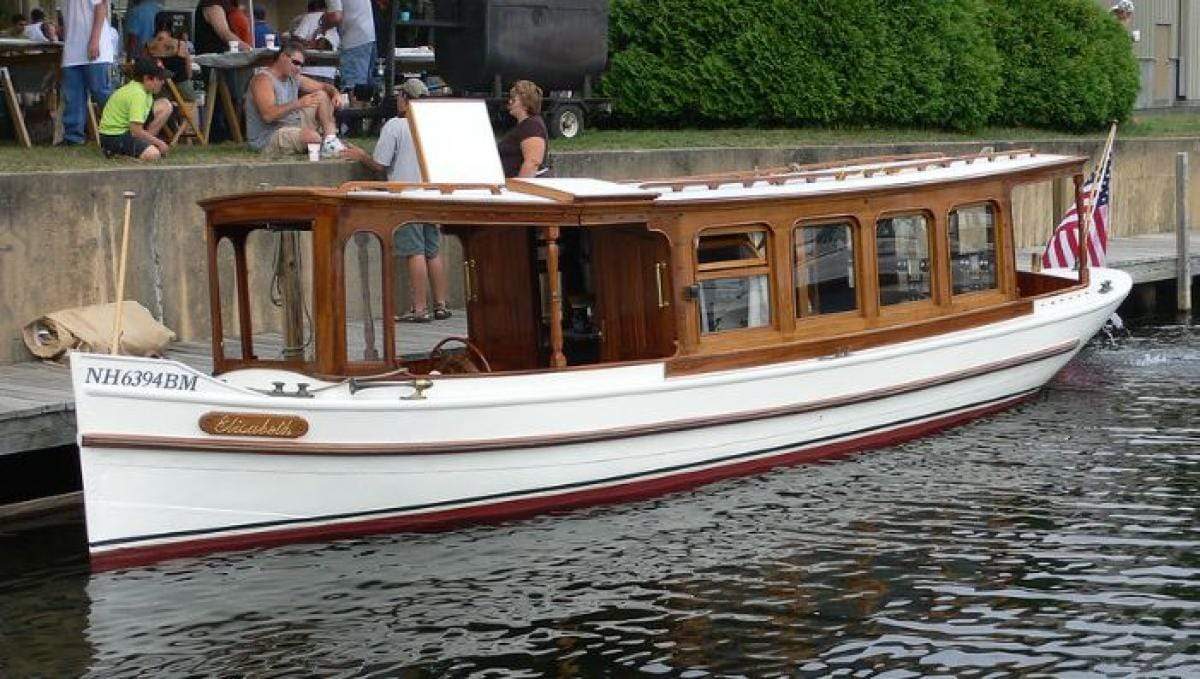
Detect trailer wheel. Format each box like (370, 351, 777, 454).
(549, 104, 584, 139)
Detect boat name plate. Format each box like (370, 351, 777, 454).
(199, 412, 310, 439)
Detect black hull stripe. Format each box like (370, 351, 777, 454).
(91, 388, 1038, 549)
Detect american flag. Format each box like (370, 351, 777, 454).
(1042, 156, 1112, 269)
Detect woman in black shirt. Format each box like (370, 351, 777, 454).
(497, 80, 548, 178)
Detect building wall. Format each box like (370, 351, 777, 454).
(1101, 0, 1200, 108)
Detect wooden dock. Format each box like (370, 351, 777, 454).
(1018, 230, 1200, 283)
(0, 313, 467, 455)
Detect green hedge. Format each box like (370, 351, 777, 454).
(602, 0, 1137, 131)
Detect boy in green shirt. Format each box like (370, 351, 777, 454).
(99, 57, 173, 160)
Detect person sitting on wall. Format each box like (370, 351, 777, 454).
(98, 56, 173, 160)
(244, 39, 347, 157)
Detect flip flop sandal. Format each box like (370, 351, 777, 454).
(396, 308, 432, 323)
(433, 303, 452, 320)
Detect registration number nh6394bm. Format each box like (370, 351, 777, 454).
(84, 367, 198, 392)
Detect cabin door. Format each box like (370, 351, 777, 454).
(463, 226, 541, 371)
(591, 227, 677, 362)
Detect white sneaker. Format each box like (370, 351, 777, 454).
(320, 136, 346, 158)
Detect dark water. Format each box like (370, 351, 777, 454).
(1, 325, 1197, 678)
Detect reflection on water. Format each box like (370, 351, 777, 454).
(0, 326, 1197, 677)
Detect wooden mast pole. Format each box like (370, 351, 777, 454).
(1077, 123, 1119, 284)
(109, 191, 135, 355)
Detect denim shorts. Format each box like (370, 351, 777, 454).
(340, 41, 376, 90)
(100, 132, 150, 159)
(394, 223, 440, 258)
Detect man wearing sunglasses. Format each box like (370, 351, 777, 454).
(245, 39, 347, 157)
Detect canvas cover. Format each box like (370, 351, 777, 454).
(22, 301, 175, 360)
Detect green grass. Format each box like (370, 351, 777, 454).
(0, 139, 380, 172)
(2, 113, 1198, 172)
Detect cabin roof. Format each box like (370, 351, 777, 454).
(199, 149, 1087, 220)
(638, 150, 1085, 202)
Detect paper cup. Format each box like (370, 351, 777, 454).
(265, 34, 276, 49)
(228, 40, 239, 52)
(307, 143, 320, 162)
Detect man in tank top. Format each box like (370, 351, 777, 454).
(244, 39, 347, 157)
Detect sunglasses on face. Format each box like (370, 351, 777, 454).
(290, 58, 304, 67)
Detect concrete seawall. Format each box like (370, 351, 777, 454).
(1, 138, 1197, 364)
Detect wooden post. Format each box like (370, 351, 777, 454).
(109, 191, 135, 355)
(1178, 152, 1193, 316)
(279, 231, 306, 360)
(544, 226, 566, 368)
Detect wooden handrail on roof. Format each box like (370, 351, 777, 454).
(339, 181, 505, 195)
(637, 148, 1038, 192)
(632, 152, 949, 189)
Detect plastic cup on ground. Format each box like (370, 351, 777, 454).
(307, 143, 320, 162)
(265, 34, 275, 49)
(228, 40, 239, 52)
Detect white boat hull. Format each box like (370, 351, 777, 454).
(71, 270, 1131, 570)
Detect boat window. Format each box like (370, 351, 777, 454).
(948, 203, 998, 294)
(794, 221, 857, 317)
(696, 228, 772, 334)
(344, 232, 385, 363)
(876, 213, 933, 306)
(210, 227, 316, 364)
(698, 230, 768, 270)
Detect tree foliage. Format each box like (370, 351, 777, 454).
(602, 0, 1137, 131)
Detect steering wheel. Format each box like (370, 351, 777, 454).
(428, 336, 492, 374)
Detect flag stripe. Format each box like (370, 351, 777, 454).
(1041, 156, 1111, 269)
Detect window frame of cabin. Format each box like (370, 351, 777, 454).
(791, 217, 863, 324)
(694, 224, 775, 338)
(210, 222, 318, 370)
(342, 229, 388, 368)
(946, 200, 1001, 299)
(873, 209, 938, 314)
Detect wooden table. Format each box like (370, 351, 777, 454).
(0, 39, 62, 146)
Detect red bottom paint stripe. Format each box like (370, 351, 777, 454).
(90, 392, 1034, 572)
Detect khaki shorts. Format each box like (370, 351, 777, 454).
(260, 107, 319, 156)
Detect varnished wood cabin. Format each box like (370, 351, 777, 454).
(198, 150, 1090, 380)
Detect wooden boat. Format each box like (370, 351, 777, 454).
(70, 149, 1131, 571)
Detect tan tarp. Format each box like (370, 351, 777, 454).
(22, 301, 176, 360)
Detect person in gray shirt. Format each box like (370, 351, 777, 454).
(345, 78, 451, 322)
(244, 39, 347, 156)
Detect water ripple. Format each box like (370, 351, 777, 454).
(0, 326, 1197, 677)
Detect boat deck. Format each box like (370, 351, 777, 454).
(0, 312, 468, 455)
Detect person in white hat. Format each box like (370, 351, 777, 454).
(1111, 0, 1134, 27)
(344, 78, 452, 322)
